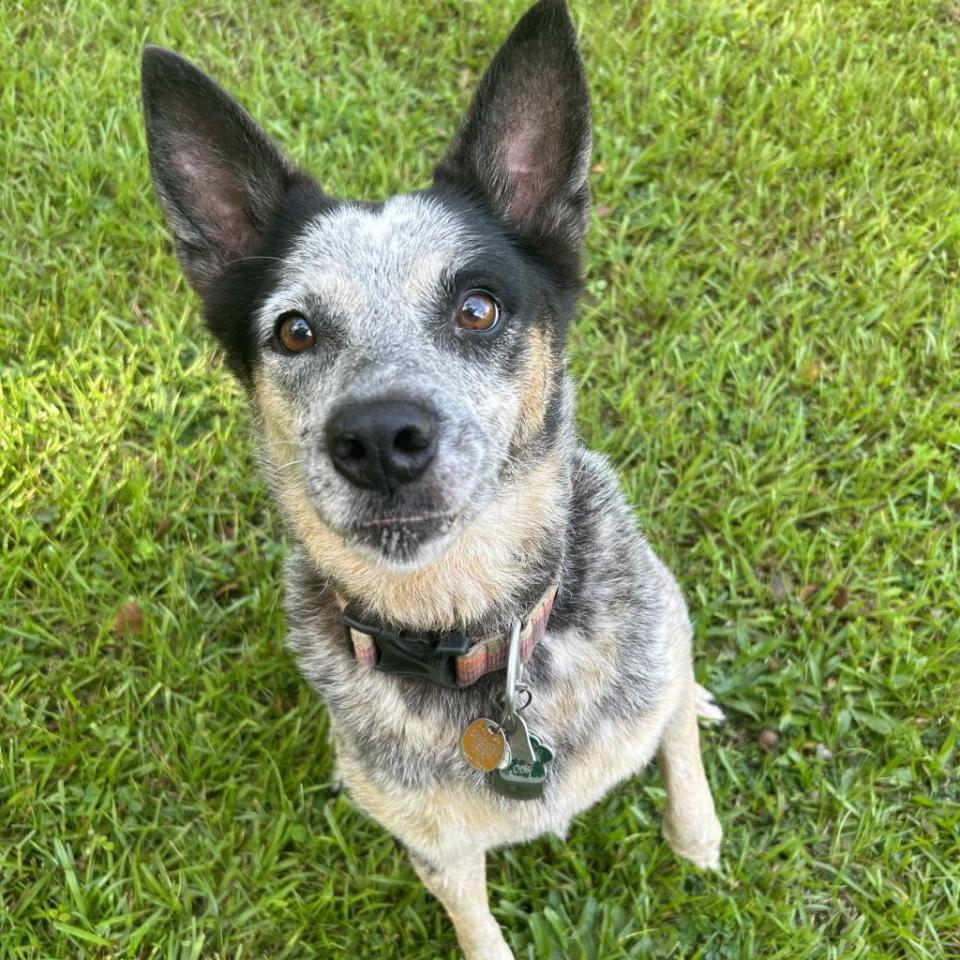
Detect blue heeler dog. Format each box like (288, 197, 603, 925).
(142, 2, 722, 955)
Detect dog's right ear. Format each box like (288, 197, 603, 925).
(141, 47, 305, 297)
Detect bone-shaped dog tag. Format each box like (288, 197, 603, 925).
(490, 734, 554, 801)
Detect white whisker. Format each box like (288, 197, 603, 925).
(223, 255, 287, 267)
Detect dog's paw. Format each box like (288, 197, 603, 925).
(460, 927, 515, 960)
(662, 812, 723, 871)
(693, 683, 725, 725)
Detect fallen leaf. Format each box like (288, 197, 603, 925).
(758, 728, 780, 753)
(831, 586, 849, 610)
(113, 601, 144, 637)
(153, 517, 172, 540)
(799, 584, 818, 603)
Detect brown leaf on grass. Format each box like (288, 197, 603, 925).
(213, 580, 241, 599)
(113, 601, 144, 637)
(799, 584, 818, 603)
(758, 729, 780, 753)
(831, 586, 850, 610)
(153, 517, 172, 540)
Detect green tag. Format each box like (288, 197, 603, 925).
(490, 734, 554, 800)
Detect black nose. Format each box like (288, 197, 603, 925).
(324, 399, 438, 494)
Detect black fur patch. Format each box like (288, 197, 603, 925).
(203, 184, 338, 383)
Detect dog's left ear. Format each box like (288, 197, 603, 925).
(434, 0, 591, 262)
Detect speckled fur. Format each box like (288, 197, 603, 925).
(142, 3, 721, 957)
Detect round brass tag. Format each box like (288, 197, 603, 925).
(461, 718, 509, 773)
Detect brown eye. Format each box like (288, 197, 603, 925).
(456, 291, 499, 332)
(277, 313, 315, 353)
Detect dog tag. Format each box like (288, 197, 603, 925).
(488, 617, 555, 798)
(461, 718, 510, 773)
(490, 734, 554, 801)
(503, 712, 536, 764)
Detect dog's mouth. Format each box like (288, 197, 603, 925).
(357, 510, 459, 530)
(348, 509, 461, 563)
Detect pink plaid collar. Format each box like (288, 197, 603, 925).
(338, 583, 558, 688)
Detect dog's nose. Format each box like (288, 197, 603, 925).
(325, 399, 438, 494)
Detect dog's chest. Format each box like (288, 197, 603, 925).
(333, 684, 678, 859)
(311, 627, 682, 859)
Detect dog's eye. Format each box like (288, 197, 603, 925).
(276, 313, 315, 353)
(456, 291, 499, 332)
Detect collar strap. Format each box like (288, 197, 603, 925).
(339, 583, 558, 689)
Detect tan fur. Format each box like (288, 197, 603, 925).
(411, 852, 513, 960)
(658, 673, 723, 869)
(252, 367, 567, 629)
(511, 327, 553, 449)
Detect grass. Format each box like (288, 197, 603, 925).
(2, 0, 959, 956)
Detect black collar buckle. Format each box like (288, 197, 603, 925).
(342, 606, 472, 689)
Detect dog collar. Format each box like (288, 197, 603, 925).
(339, 583, 558, 689)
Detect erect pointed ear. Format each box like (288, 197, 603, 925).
(141, 46, 306, 296)
(433, 0, 592, 261)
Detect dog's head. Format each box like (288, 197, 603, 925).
(142, 0, 591, 587)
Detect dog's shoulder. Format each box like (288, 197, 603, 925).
(555, 445, 688, 633)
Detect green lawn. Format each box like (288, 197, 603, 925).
(2, 0, 959, 956)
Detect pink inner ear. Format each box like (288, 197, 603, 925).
(503, 123, 548, 225)
(174, 140, 258, 259)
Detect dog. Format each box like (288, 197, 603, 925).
(141, 2, 722, 956)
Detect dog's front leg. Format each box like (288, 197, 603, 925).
(409, 848, 513, 960)
(658, 670, 723, 869)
